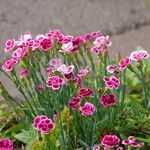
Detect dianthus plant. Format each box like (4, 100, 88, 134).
(0, 29, 150, 150)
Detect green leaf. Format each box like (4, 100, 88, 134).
(14, 126, 37, 150)
(129, 96, 150, 114)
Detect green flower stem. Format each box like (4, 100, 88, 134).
(54, 90, 66, 149)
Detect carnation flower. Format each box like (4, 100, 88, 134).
(129, 50, 149, 61)
(68, 96, 82, 109)
(2, 59, 18, 72)
(103, 75, 120, 89)
(122, 136, 144, 148)
(4, 39, 15, 52)
(37, 84, 44, 91)
(78, 88, 93, 97)
(77, 69, 89, 77)
(92, 144, 100, 150)
(106, 65, 118, 73)
(33, 115, 55, 134)
(0, 138, 13, 150)
(119, 57, 132, 70)
(99, 93, 117, 107)
(73, 76, 82, 85)
(57, 64, 74, 75)
(12, 47, 28, 60)
(47, 76, 65, 90)
(94, 35, 112, 47)
(40, 37, 53, 51)
(79, 102, 95, 116)
(101, 135, 120, 148)
(19, 69, 30, 77)
(49, 58, 62, 69)
(61, 42, 74, 52)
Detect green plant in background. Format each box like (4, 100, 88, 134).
(0, 30, 150, 150)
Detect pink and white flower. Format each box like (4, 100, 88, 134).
(99, 93, 117, 107)
(57, 64, 74, 75)
(4, 39, 15, 52)
(78, 88, 93, 97)
(103, 75, 120, 89)
(12, 47, 28, 60)
(106, 65, 118, 73)
(79, 102, 95, 116)
(2, 59, 18, 72)
(33, 115, 55, 134)
(49, 58, 62, 69)
(119, 57, 132, 70)
(129, 50, 149, 61)
(47, 76, 65, 90)
(61, 42, 74, 52)
(101, 135, 120, 148)
(122, 136, 144, 148)
(93, 144, 100, 150)
(77, 69, 89, 77)
(94, 35, 112, 47)
(0, 138, 13, 150)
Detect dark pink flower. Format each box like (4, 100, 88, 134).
(103, 75, 120, 89)
(122, 136, 144, 148)
(99, 93, 117, 107)
(73, 76, 82, 85)
(78, 88, 93, 97)
(37, 84, 44, 91)
(101, 135, 120, 148)
(33, 115, 55, 134)
(40, 37, 53, 51)
(129, 50, 149, 61)
(47, 76, 65, 90)
(19, 69, 30, 77)
(119, 57, 132, 70)
(2, 59, 18, 72)
(0, 138, 13, 150)
(106, 65, 118, 73)
(4, 39, 15, 52)
(90, 31, 102, 38)
(79, 102, 95, 116)
(68, 96, 82, 109)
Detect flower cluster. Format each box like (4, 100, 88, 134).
(1, 29, 149, 149)
(33, 115, 55, 134)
